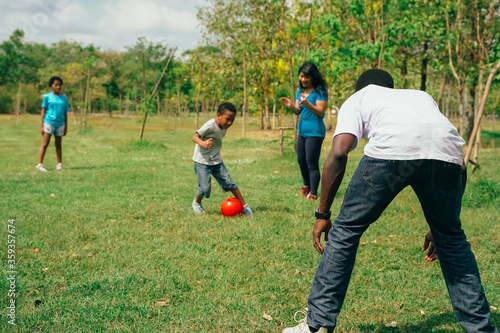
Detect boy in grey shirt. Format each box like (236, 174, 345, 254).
(192, 102, 253, 216)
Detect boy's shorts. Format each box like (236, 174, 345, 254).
(43, 122, 65, 137)
(194, 162, 238, 198)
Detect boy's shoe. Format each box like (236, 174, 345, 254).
(192, 200, 205, 214)
(36, 164, 47, 172)
(306, 193, 317, 200)
(243, 204, 253, 217)
(283, 308, 327, 333)
(301, 186, 310, 197)
(56, 163, 63, 171)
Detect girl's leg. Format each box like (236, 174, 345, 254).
(55, 136, 62, 164)
(305, 137, 324, 196)
(296, 135, 309, 188)
(38, 132, 52, 164)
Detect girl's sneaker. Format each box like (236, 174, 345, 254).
(301, 186, 310, 197)
(36, 164, 47, 172)
(192, 200, 205, 214)
(306, 193, 317, 200)
(56, 163, 64, 171)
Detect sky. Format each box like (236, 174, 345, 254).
(0, 0, 208, 52)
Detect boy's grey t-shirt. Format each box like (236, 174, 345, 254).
(192, 119, 226, 165)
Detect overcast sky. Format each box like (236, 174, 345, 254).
(0, 0, 208, 52)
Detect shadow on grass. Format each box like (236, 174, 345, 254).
(356, 312, 499, 332)
(69, 164, 118, 170)
(250, 205, 293, 213)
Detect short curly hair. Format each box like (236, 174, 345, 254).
(48, 76, 63, 87)
(217, 102, 237, 115)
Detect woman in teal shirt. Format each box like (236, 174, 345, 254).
(279, 62, 329, 200)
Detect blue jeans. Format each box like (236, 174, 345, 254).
(307, 156, 497, 333)
(194, 162, 238, 198)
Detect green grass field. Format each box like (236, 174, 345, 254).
(0, 114, 498, 333)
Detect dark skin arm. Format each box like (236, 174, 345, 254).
(422, 162, 467, 262)
(192, 133, 212, 149)
(313, 133, 356, 255)
(40, 107, 47, 135)
(64, 112, 68, 136)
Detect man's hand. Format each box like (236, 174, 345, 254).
(202, 138, 213, 149)
(422, 230, 438, 262)
(313, 218, 332, 255)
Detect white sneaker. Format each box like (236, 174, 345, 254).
(192, 200, 205, 214)
(56, 163, 63, 171)
(243, 204, 253, 217)
(36, 164, 47, 172)
(283, 308, 327, 333)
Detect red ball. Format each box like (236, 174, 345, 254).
(221, 197, 244, 217)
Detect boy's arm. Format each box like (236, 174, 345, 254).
(192, 133, 212, 149)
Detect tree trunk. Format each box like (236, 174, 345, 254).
(164, 90, 169, 116)
(377, 33, 386, 69)
(420, 41, 428, 91)
(125, 93, 130, 115)
(82, 68, 90, 129)
(436, 72, 447, 110)
(259, 90, 264, 130)
(302, 3, 314, 61)
(119, 91, 123, 114)
(195, 68, 202, 129)
(264, 70, 271, 130)
(466, 87, 476, 141)
(142, 52, 147, 100)
(157, 92, 160, 116)
(272, 100, 276, 129)
(401, 49, 408, 89)
(457, 88, 465, 136)
(15, 83, 21, 125)
(242, 53, 247, 138)
(445, 83, 451, 119)
(176, 86, 181, 117)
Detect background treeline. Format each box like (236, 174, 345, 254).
(1, 0, 499, 139)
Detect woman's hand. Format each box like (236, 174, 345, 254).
(279, 97, 293, 108)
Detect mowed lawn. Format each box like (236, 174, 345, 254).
(0, 114, 498, 333)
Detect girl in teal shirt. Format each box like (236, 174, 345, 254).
(36, 76, 70, 172)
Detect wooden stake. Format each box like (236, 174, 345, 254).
(140, 47, 177, 139)
(464, 60, 500, 167)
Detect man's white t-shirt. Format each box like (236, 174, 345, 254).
(192, 119, 226, 165)
(334, 85, 465, 165)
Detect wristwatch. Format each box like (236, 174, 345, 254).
(315, 208, 331, 220)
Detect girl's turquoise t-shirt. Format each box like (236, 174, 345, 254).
(42, 92, 70, 126)
(296, 87, 329, 138)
